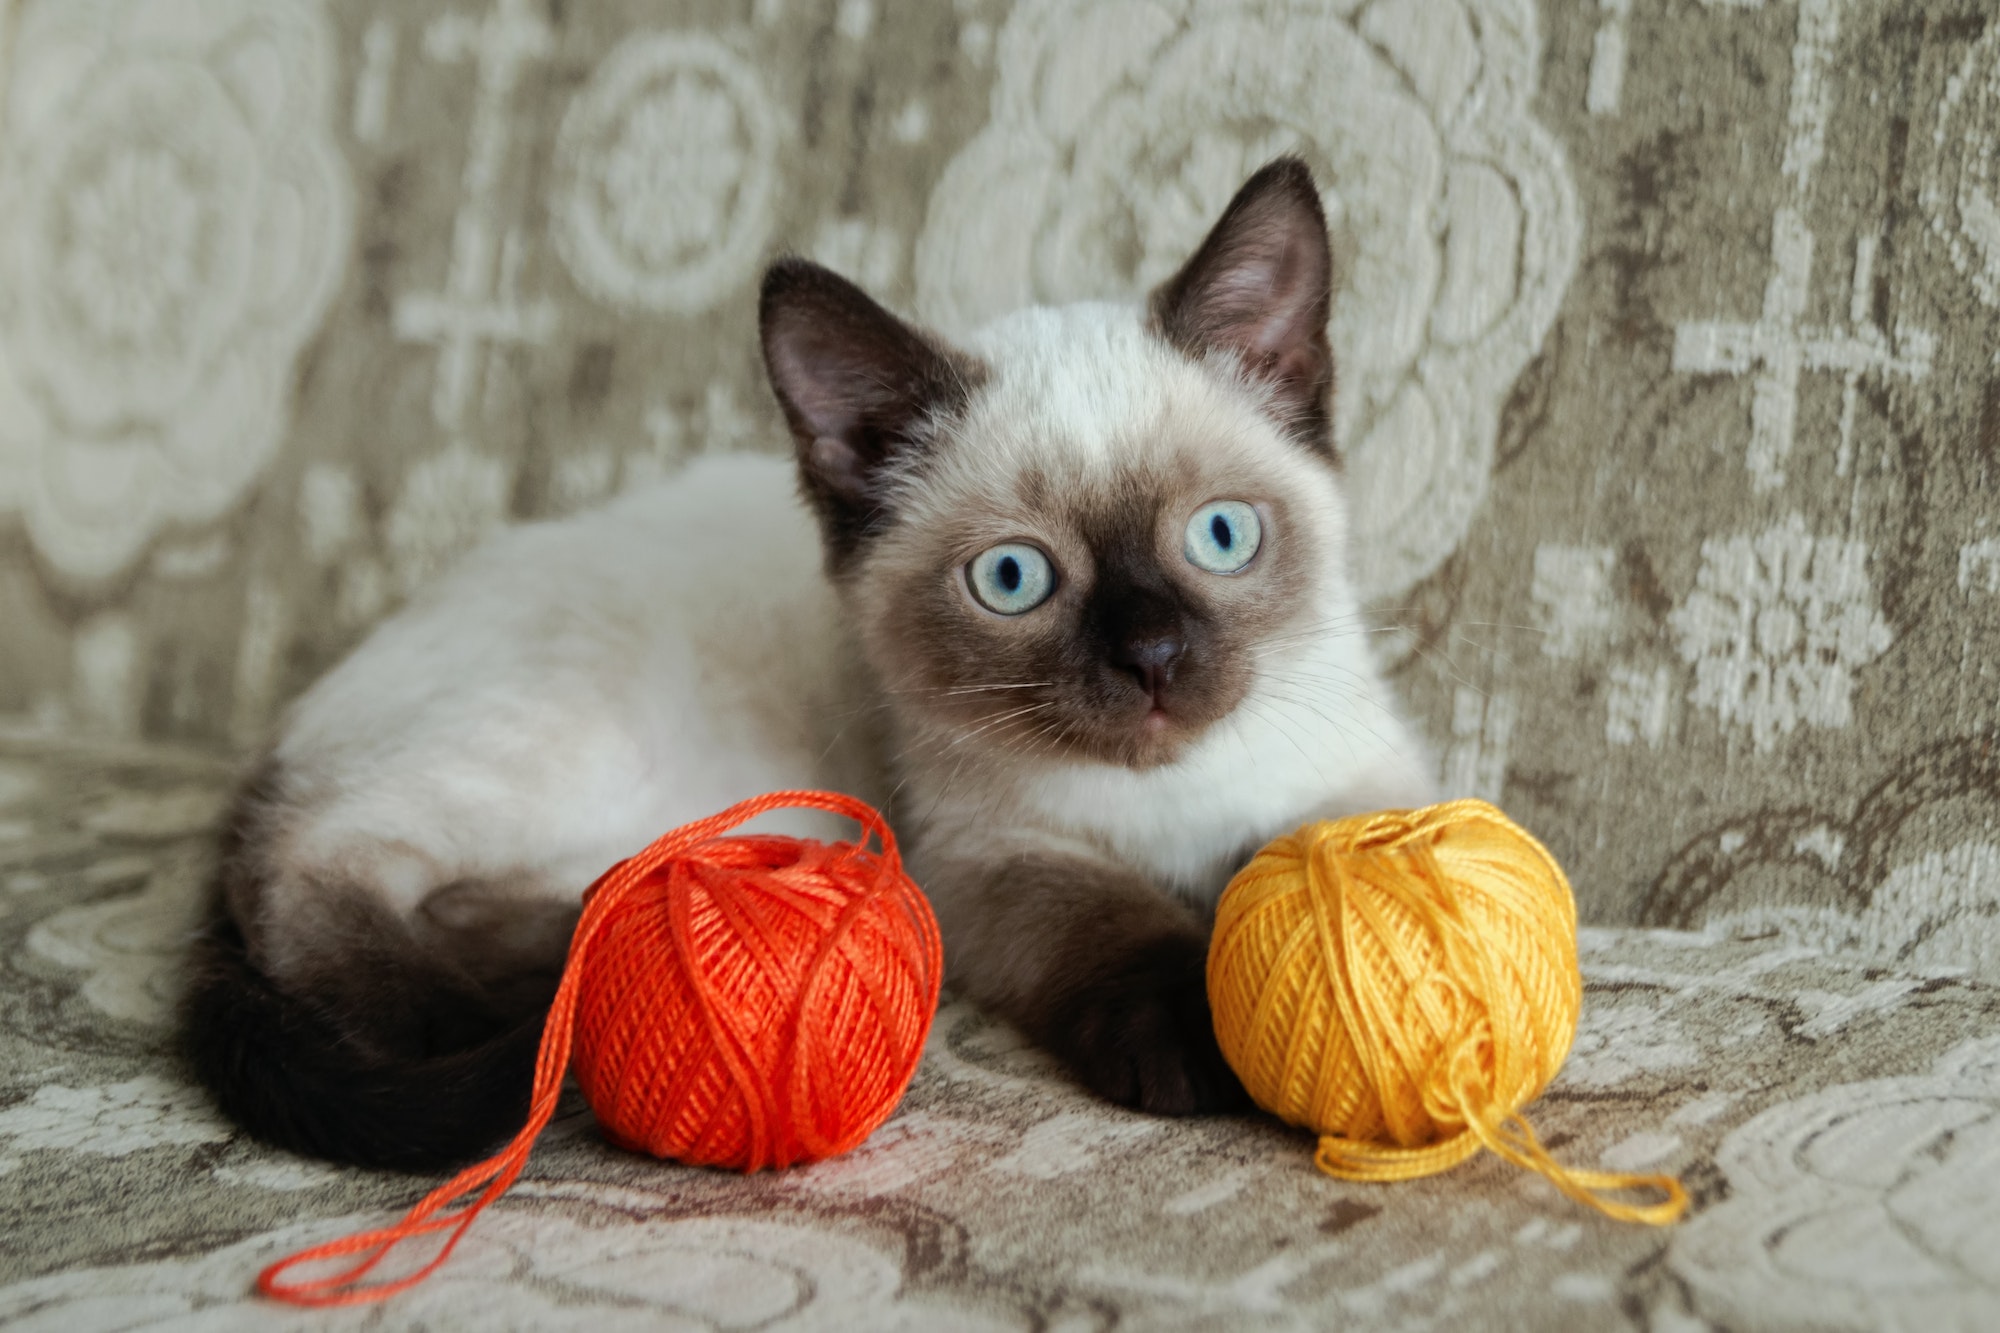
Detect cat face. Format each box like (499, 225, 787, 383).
(762, 159, 1350, 770)
(845, 305, 1346, 769)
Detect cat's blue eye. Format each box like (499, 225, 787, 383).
(967, 543, 1056, 615)
(1183, 501, 1262, 574)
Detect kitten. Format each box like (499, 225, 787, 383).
(186, 158, 1435, 1169)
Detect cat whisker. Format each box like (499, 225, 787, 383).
(876, 680, 1057, 702)
(911, 746, 982, 836)
(1259, 611, 1379, 638)
(947, 701, 1061, 750)
(1396, 644, 1496, 702)
(1453, 620, 1547, 635)
(1280, 623, 1428, 642)
(812, 696, 901, 725)
(1262, 625, 1493, 703)
(1235, 696, 1337, 789)
(1252, 617, 1428, 651)
(1254, 685, 1406, 766)
(1253, 661, 1379, 693)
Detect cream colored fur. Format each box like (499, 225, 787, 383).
(247, 299, 1432, 984)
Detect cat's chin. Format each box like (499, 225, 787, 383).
(1083, 708, 1210, 771)
(1120, 736, 1193, 771)
(1125, 710, 1190, 768)
(1062, 684, 1252, 770)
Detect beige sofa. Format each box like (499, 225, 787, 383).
(3, 0, 1997, 1325)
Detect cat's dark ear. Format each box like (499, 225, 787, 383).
(760, 259, 983, 566)
(1150, 157, 1335, 453)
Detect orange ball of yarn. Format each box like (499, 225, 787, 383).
(258, 792, 942, 1308)
(571, 811, 942, 1170)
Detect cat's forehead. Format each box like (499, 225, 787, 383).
(913, 301, 1323, 523)
(959, 303, 1184, 454)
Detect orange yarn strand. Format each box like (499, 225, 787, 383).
(258, 790, 941, 1307)
(1209, 800, 1687, 1226)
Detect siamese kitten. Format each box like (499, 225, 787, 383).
(187, 158, 1435, 1169)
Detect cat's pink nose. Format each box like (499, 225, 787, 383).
(1113, 636, 1183, 700)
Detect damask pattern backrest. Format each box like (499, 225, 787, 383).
(1, 0, 1996, 959)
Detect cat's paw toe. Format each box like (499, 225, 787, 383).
(1052, 933, 1250, 1115)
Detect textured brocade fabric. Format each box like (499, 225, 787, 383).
(2, 734, 1999, 1326)
(2, 16, 2000, 1318)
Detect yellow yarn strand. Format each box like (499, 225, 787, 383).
(1208, 800, 1687, 1227)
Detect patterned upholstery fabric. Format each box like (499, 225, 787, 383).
(2, 0, 1998, 1323)
(3, 733, 1999, 1325)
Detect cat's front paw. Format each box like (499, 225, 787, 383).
(1047, 932, 1250, 1115)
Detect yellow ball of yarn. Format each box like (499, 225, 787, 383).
(1207, 800, 1685, 1225)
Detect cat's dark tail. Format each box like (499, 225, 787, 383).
(183, 909, 550, 1172)
(182, 761, 575, 1172)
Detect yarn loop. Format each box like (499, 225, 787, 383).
(1207, 799, 1686, 1225)
(259, 790, 942, 1307)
